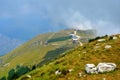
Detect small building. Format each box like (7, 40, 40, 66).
(70, 30, 83, 46)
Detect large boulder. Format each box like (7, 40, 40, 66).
(85, 64, 97, 74)
(105, 45, 112, 49)
(113, 36, 117, 40)
(97, 39, 106, 42)
(85, 63, 117, 74)
(97, 63, 116, 73)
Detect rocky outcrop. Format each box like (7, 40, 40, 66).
(105, 45, 112, 49)
(85, 64, 98, 74)
(113, 36, 117, 40)
(85, 63, 116, 74)
(97, 39, 106, 42)
(97, 63, 116, 73)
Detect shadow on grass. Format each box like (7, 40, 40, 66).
(47, 36, 71, 43)
(38, 46, 72, 66)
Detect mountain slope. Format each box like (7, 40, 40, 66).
(18, 34, 120, 80)
(0, 29, 95, 78)
(0, 34, 24, 56)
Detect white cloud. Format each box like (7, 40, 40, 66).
(0, 0, 120, 38)
(95, 20, 120, 35)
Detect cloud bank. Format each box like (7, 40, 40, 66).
(0, 0, 120, 39)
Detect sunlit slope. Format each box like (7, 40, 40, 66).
(19, 34, 120, 80)
(0, 29, 95, 78)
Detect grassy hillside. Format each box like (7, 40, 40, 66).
(18, 34, 120, 80)
(0, 29, 95, 79)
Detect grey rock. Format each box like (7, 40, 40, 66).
(105, 45, 112, 49)
(78, 72, 82, 77)
(97, 63, 116, 73)
(97, 39, 106, 42)
(26, 75, 31, 78)
(55, 70, 61, 75)
(113, 36, 117, 40)
(85, 64, 97, 74)
(85, 63, 116, 74)
(68, 69, 73, 73)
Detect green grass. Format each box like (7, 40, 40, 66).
(18, 34, 120, 80)
(0, 29, 95, 79)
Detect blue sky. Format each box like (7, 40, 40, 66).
(0, 0, 120, 40)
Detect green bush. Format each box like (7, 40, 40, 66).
(7, 65, 31, 80)
(7, 69, 16, 80)
(15, 66, 31, 78)
(0, 76, 6, 80)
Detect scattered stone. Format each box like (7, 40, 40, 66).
(79, 42, 83, 46)
(103, 78, 106, 80)
(113, 36, 117, 40)
(68, 69, 73, 73)
(78, 72, 82, 77)
(85, 64, 97, 74)
(96, 43, 100, 46)
(83, 74, 87, 77)
(105, 45, 112, 49)
(55, 70, 61, 75)
(97, 39, 106, 42)
(26, 75, 31, 78)
(97, 63, 116, 73)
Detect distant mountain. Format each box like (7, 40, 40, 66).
(0, 33, 24, 56)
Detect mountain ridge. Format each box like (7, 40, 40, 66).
(0, 33, 24, 56)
